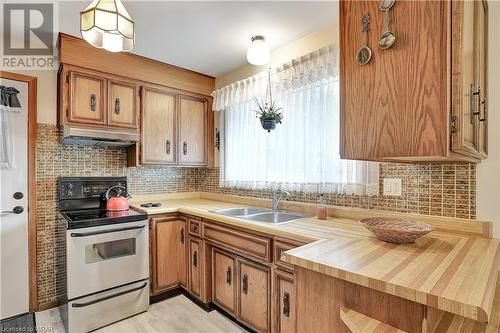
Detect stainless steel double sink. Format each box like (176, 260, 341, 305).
(211, 207, 305, 225)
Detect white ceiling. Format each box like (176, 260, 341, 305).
(57, 1, 339, 77)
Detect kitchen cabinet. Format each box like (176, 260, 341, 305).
(238, 259, 270, 333)
(188, 237, 202, 298)
(141, 87, 177, 165)
(150, 215, 186, 295)
(451, 0, 489, 159)
(108, 80, 139, 129)
(212, 248, 236, 314)
(178, 95, 208, 166)
(340, 0, 488, 162)
(272, 270, 295, 333)
(68, 71, 106, 125)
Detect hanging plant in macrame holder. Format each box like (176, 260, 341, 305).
(252, 70, 283, 132)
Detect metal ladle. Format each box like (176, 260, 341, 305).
(378, 0, 396, 49)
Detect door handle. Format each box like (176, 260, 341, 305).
(90, 94, 97, 112)
(1, 206, 24, 215)
(70, 225, 145, 237)
(283, 292, 290, 317)
(226, 266, 232, 285)
(192, 251, 198, 267)
(166, 140, 171, 155)
(183, 142, 188, 156)
(242, 273, 248, 294)
(72, 282, 147, 308)
(114, 98, 120, 114)
(180, 228, 184, 244)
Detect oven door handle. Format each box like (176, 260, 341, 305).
(71, 282, 148, 308)
(70, 225, 145, 237)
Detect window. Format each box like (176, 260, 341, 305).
(213, 45, 379, 195)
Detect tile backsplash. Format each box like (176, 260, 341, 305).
(35, 123, 476, 307)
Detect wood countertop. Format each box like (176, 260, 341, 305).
(130, 193, 500, 324)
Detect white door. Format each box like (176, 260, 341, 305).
(0, 78, 29, 319)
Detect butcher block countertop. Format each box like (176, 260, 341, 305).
(130, 192, 500, 324)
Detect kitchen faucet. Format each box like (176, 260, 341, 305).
(271, 189, 291, 211)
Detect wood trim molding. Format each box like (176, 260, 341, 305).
(0, 70, 38, 311)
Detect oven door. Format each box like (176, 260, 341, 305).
(66, 220, 149, 299)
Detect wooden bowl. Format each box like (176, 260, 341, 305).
(360, 217, 434, 244)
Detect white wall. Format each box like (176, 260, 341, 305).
(477, 1, 500, 238)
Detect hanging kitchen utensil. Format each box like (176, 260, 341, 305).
(356, 12, 372, 66)
(378, 0, 396, 49)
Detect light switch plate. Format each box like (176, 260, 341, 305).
(383, 178, 402, 196)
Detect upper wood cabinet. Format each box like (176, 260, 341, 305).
(178, 95, 208, 166)
(340, 0, 488, 162)
(69, 71, 106, 125)
(141, 87, 177, 165)
(60, 65, 140, 133)
(108, 80, 139, 129)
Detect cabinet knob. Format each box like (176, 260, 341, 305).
(226, 266, 232, 285)
(283, 292, 290, 317)
(114, 98, 120, 114)
(242, 273, 248, 294)
(90, 94, 97, 112)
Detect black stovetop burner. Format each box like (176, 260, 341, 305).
(61, 208, 148, 229)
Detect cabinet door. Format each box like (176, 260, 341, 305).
(213, 248, 236, 314)
(476, 0, 488, 157)
(272, 270, 295, 333)
(108, 80, 139, 129)
(178, 95, 207, 165)
(69, 71, 106, 125)
(141, 87, 177, 164)
(178, 220, 188, 288)
(154, 218, 181, 292)
(238, 259, 270, 332)
(188, 237, 202, 297)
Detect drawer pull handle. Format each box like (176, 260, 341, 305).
(72, 282, 147, 308)
(183, 141, 188, 155)
(283, 292, 290, 317)
(190, 224, 198, 232)
(193, 251, 198, 267)
(242, 273, 248, 294)
(226, 267, 232, 285)
(71, 225, 145, 237)
(114, 98, 120, 114)
(180, 228, 184, 244)
(90, 94, 97, 111)
(166, 140, 171, 155)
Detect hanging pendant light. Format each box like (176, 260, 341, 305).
(80, 0, 135, 53)
(247, 35, 270, 65)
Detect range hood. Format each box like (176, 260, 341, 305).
(61, 125, 139, 147)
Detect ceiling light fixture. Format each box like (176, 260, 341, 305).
(80, 0, 135, 53)
(247, 35, 271, 66)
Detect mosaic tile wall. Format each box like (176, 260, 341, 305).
(198, 164, 476, 219)
(36, 123, 476, 307)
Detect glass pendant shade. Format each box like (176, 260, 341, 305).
(247, 35, 271, 65)
(80, 0, 135, 52)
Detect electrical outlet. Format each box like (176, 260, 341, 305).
(383, 178, 402, 196)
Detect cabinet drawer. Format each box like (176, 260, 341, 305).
(189, 219, 201, 237)
(273, 240, 304, 273)
(203, 222, 271, 262)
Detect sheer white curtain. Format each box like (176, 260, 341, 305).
(213, 44, 379, 195)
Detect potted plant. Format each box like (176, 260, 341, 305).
(253, 97, 283, 132)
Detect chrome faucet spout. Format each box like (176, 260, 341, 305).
(271, 189, 291, 211)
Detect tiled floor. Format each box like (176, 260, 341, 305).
(35, 295, 247, 333)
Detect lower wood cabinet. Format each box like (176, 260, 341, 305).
(212, 248, 236, 314)
(272, 269, 295, 333)
(150, 215, 186, 295)
(238, 259, 270, 332)
(188, 237, 202, 297)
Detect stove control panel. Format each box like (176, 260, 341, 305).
(58, 177, 127, 200)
